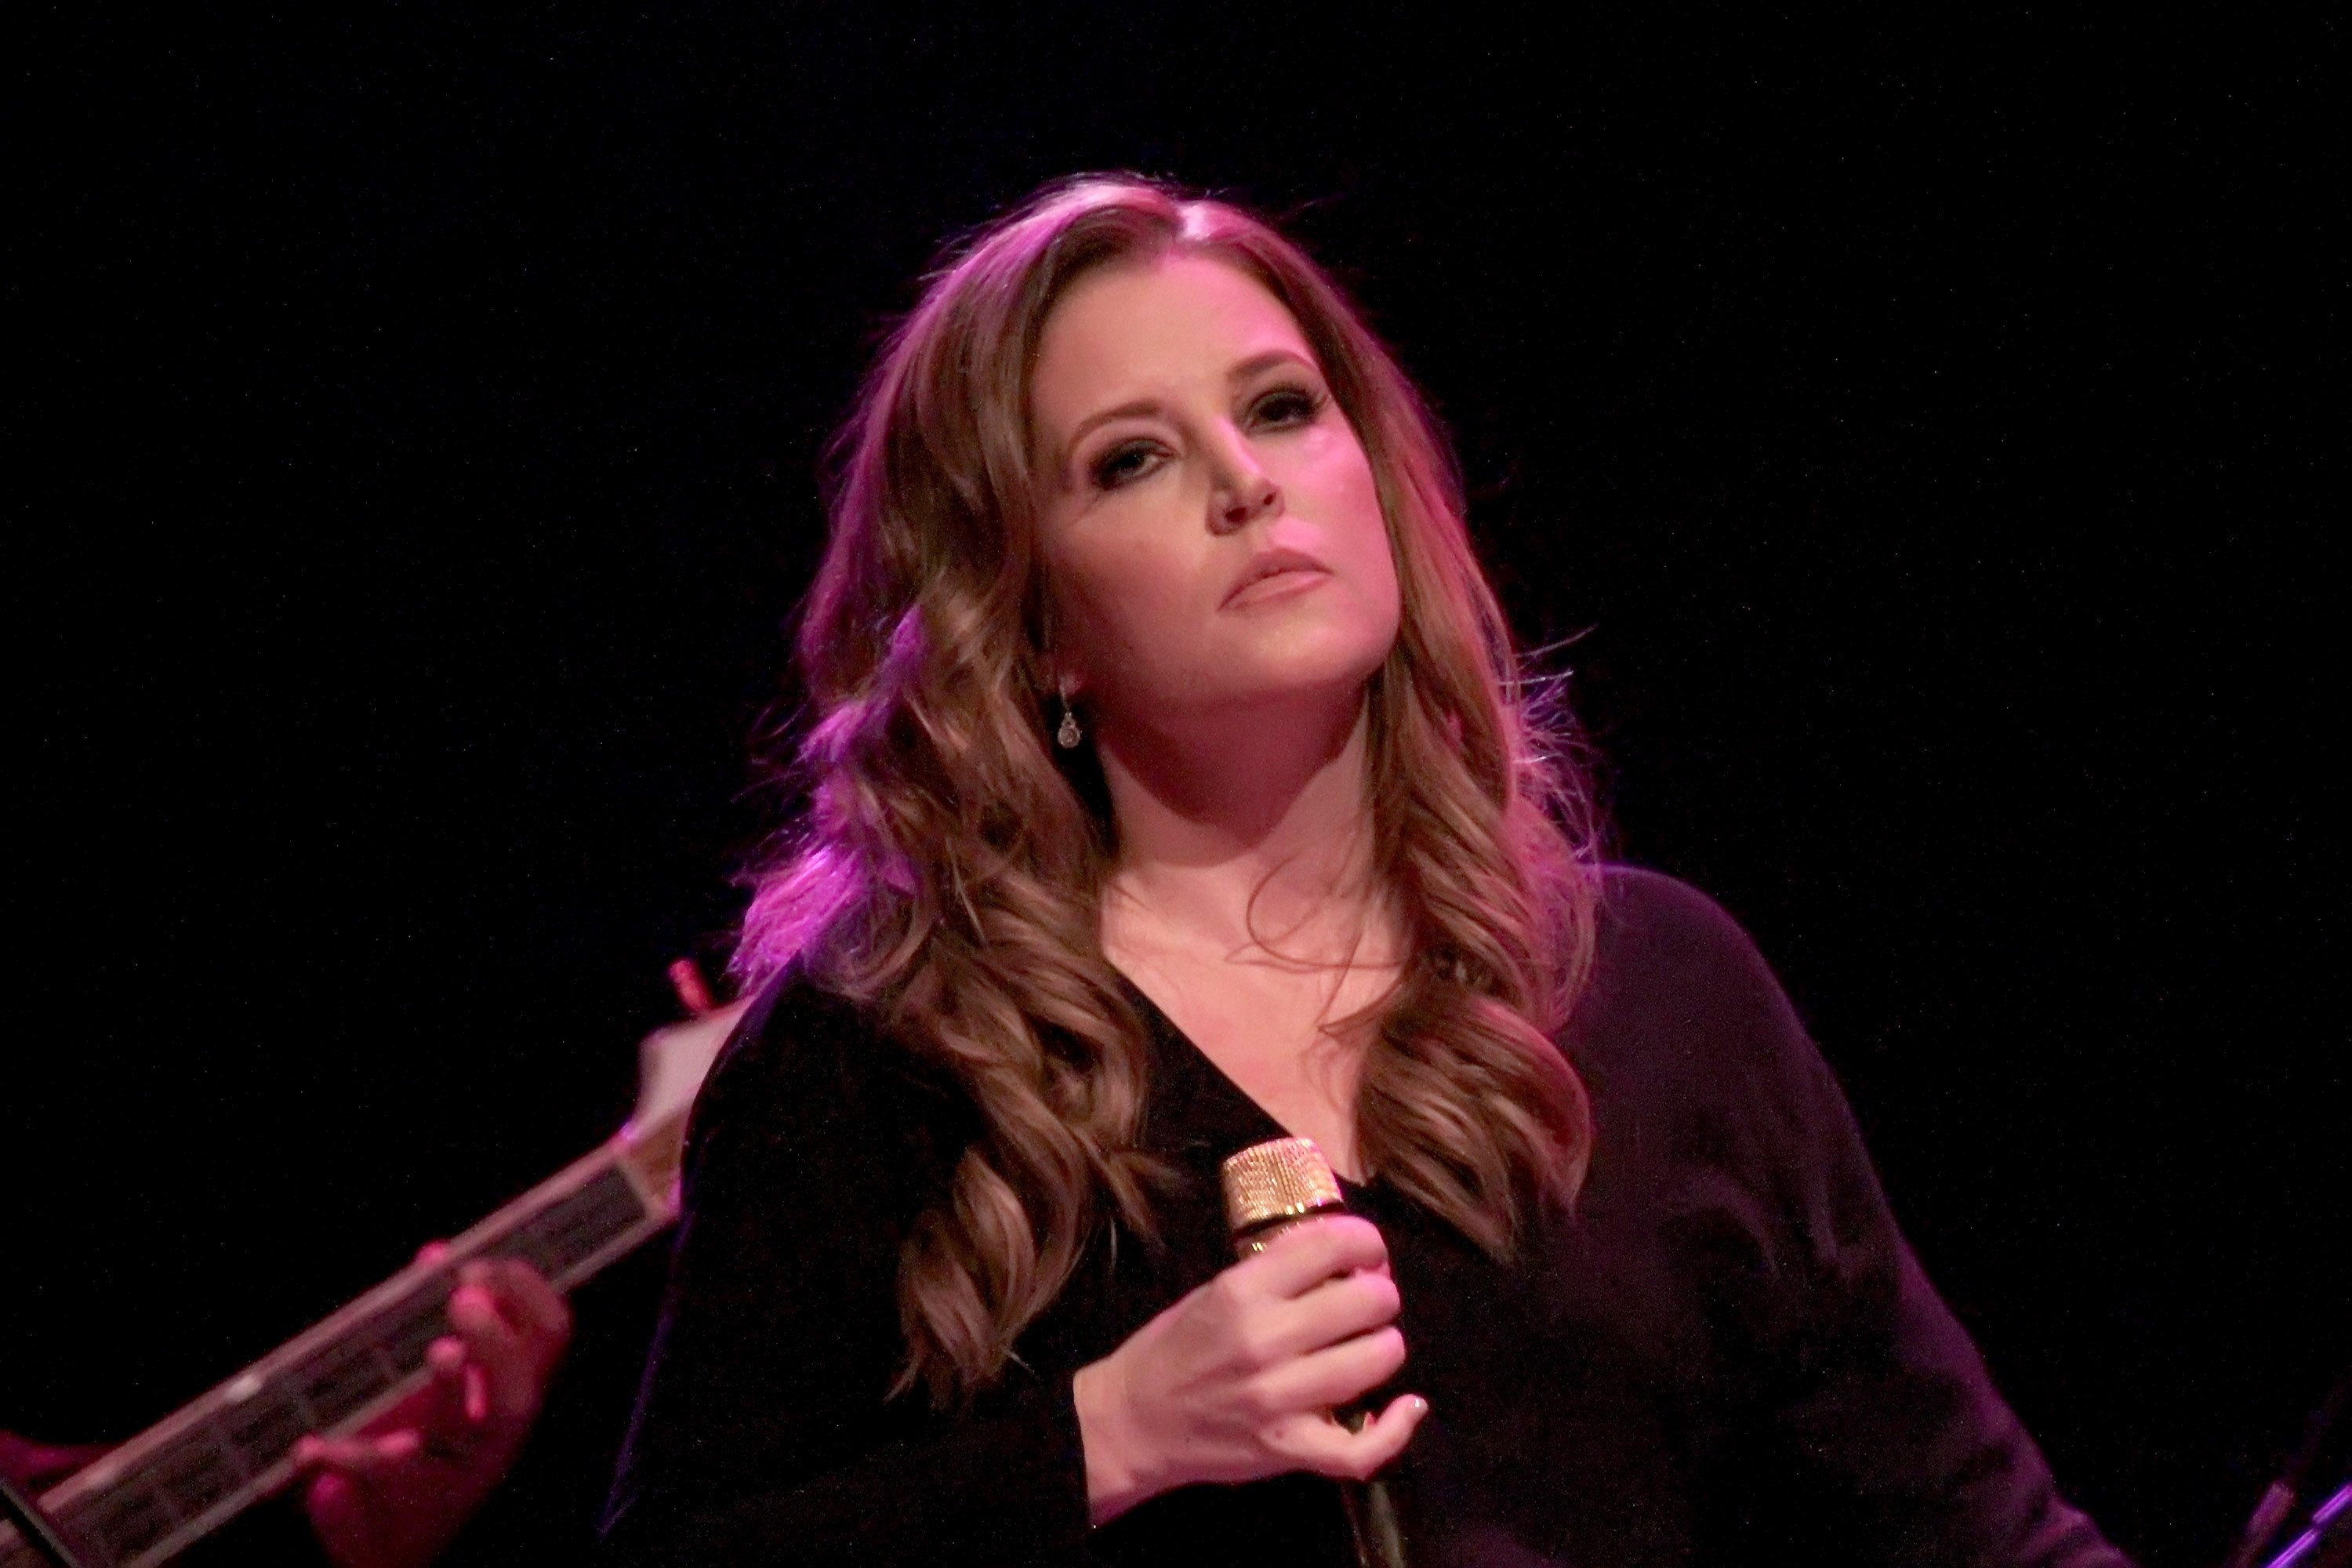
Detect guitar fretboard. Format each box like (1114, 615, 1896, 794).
(2, 1112, 687, 1568)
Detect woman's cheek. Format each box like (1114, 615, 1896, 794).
(1073, 544, 1195, 666)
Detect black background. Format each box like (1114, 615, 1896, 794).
(13, 8, 2340, 1564)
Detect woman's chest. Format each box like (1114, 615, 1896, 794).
(1024, 1171, 1762, 1566)
(1114, 954, 1392, 1178)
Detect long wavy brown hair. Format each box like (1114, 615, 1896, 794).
(735, 176, 1604, 1406)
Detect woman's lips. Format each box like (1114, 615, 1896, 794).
(1223, 566, 1332, 608)
(1224, 547, 1333, 607)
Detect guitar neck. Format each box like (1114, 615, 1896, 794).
(1, 1112, 689, 1568)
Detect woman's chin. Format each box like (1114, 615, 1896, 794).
(1129, 659, 1386, 730)
(1232, 606, 1392, 673)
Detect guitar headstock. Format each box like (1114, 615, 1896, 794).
(632, 998, 750, 1126)
(612, 997, 750, 1209)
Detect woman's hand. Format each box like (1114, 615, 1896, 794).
(1072, 1215, 1428, 1524)
(291, 1248, 572, 1568)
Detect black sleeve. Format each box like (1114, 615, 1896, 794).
(597, 978, 1095, 1566)
(1617, 870, 2132, 1567)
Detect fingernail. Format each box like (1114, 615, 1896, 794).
(1410, 1395, 1430, 1417)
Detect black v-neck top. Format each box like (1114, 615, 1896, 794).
(600, 869, 2129, 1566)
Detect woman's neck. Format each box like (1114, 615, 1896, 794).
(1094, 690, 1397, 970)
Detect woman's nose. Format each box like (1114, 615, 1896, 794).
(1206, 431, 1281, 534)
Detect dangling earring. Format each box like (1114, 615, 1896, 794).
(1056, 681, 1083, 750)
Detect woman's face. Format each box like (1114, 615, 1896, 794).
(1031, 254, 1400, 737)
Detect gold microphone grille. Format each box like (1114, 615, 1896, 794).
(1219, 1137, 1345, 1236)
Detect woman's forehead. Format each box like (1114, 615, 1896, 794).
(1031, 255, 1313, 424)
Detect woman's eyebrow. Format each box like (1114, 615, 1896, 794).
(1064, 397, 1161, 460)
(1056, 350, 1319, 474)
(1228, 348, 1316, 383)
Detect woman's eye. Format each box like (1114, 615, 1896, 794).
(1250, 387, 1324, 428)
(1091, 441, 1161, 490)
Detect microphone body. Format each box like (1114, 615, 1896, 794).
(1220, 1138, 1412, 1568)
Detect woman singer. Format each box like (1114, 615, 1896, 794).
(600, 177, 2132, 1566)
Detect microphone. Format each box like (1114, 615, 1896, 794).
(1220, 1137, 1411, 1568)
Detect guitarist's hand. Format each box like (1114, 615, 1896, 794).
(0, 1431, 109, 1490)
(291, 1247, 572, 1568)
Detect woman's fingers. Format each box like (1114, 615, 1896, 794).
(1241, 1216, 1390, 1301)
(1253, 1325, 1408, 1416)
(1081, 1213, 1417, 1508)
(1260, 1267, 1402, 1362)
(1272, 1392, 1430, 1483)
